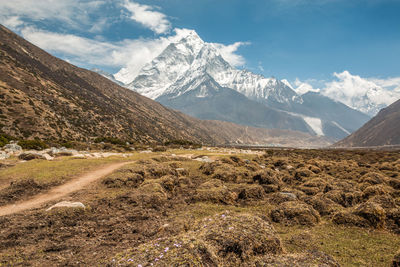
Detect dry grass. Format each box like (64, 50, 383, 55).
(0, 149, 399, 266)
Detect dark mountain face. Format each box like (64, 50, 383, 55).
(290, 92, 371, 139)
(335, 98, 400, 147)
(0, 25, 331, 147)
(156, 74, 313, 134)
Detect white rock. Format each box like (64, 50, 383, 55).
(46, 201, 85, 211)
(0, 151, 10, 160)
(194, 156, 214, 163)
(42, 153, 54, 161)
(3, 143, 22, 152)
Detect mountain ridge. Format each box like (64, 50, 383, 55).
(0, 24, 331, 147)
(335, 98, 400, 147)
(119, 29, 370, 139)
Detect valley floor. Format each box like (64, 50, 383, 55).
(0, 148, 399, 266)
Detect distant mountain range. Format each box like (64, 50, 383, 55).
(335, 98, 400, 147)
(110, 30, 370, 140)
(0, 25, 331, 147)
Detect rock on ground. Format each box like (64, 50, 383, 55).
(46, 201, 86, 211)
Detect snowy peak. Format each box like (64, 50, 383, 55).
(125, 29, 302, 107)
(163, 70, 221, 99)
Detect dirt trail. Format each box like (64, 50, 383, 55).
(0, 161, 132, 217)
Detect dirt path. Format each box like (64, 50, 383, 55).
(0, 161, 132, 217)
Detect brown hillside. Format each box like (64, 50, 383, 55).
(0, 25, 329, 147)
(336, 99, 400, 147)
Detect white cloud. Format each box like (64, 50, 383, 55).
(368, 77, 400, 92)
(212, 42, 249, 67)
(123, 0, 171, 34)
(0, 0, 108, 32)
(322, 71, 400, 115)
(19, 26, 199, 84)
(2, 16, 24, 29)
(21, 26, 175, 69)
(292, 78, 320, 95)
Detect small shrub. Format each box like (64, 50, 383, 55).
(0, 133, 14, 147)
(164, 139, 202, 149)
(18, 139, 48, 150)
(94, 136, 126, 146)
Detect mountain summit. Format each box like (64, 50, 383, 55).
(117, 30, 370, 140)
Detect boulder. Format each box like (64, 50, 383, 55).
(46, 201, 85, 211)
(18, 151, 46, 161)
(0, 151, 10, 160)
(49, 147, 78, 157)
(3, 143, 22, 152)
(42, 153, 54, 161)
(194, 156, 214, 163)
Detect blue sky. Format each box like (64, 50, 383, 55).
(1, 0, 399, 92)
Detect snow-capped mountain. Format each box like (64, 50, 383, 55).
(322, 71, 400, 116)
(127, 30, 301, 108)
(157, 69, 313, 133)
(116, 30, 370, 139)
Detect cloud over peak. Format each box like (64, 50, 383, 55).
(212, 41, 250, 67)
(123, 0, 171, 34)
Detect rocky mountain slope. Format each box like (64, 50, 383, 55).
(0, 25, 330, 147)
(335, 98, 400, 147)
(122, 30, 369, 139)
(156, 71, 313, 133)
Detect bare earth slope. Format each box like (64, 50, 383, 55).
(0, 25, 330, 147)
(336, 98, 400, 147)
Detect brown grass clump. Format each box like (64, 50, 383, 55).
(268, 191, 299, 205)
(102, 172, 144, 188)
(353, 202, 386, 228)
(114, 213, 283, 266)
(359, 172, 388, 185)
(298, 177, 328, 196)
(234, 184, 265, 201)
(333, 202, 386, 229)
(253, 169, 282, 193)
(362, 184, 393, 200)
(306, 194, 343, 216)
(270, 201, 321, 226)
(389, 178, 400, 190)
(386, 208, 400, 234)
(294, 167, 314, 181)
(393, 249, 400, 267)
(194, 180, 238, 205)
(325, 189, 363, 207)
(212, 164, 240, 183)
(332, 211, 370, 228)
(134, 180, 168, 208)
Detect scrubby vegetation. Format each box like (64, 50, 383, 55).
(164, 139, 202, 149)
(0, 133, 14, 147)
(0, 149, 399, 266)
(17, 139, 48, 150)
(94, 136, 128, 146)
